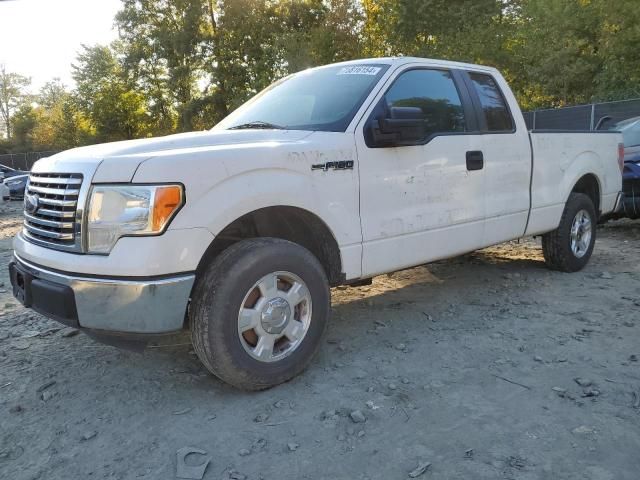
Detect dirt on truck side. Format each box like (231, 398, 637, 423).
(1, 200, 639, 480)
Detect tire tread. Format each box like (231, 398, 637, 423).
(190, 238, 329, 390)
(541, 192, 596, 272)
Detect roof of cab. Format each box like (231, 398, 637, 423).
(322, 56, 498, 73)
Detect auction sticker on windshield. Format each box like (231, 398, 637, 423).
(338, 66, 382, 76)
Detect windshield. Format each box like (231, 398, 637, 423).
(214, 64, 390, 132)
(610, 116, 640, 147)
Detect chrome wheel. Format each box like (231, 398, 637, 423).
(570, 209, 592, 258)
(237, 271, 312, 363)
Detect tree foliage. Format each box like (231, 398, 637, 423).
(115, 0, 213, 132)
(2, 0, 640, 153)
(114, 0, 364, 129)
(515, 0, 640, 107)
(9, 79, 94, 152)
(0, 65, 31, 139)
(73, 45, 150, 142)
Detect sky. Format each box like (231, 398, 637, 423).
(0, 0, 122, 91)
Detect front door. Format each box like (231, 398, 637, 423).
(355, 66, 487, 277)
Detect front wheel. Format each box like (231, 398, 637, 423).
(190, 238, 330, 390)
(541, 192, 596, 272)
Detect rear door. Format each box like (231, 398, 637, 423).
(462, 70, 532, 243)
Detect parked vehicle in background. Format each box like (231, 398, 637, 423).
(0, 164, 30, 201)
(8, 57, 624, 390)
(3, 174, 28, 200)
(607, 116, 640, 219)
(0, 179, 9, 202)
(0, 163, 29, 179)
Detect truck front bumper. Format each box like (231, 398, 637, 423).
(9, 254, 194, 335)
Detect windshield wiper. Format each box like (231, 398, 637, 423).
(228, 121, 285, 130)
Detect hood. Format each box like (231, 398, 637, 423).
(32, 129, 314, 182)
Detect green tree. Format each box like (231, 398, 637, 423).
(591, 0, 640, 100)
(0, 65, 31, 139)
(506, 0, 640, 107)
(50, 95, 94, 149)
(362, 0, 507, 60)
(72, 45, 120, 113)
(8, 90, 93, 152)
(113, 0, 366, 130)
(360, 0, 527, 99)
(274, 0, 364, 72)
(73, 45, 150, 141)
(11, 103, 39, 151)
(35, 91, 94, 150)
(209, 0, 281, 117)
(202, 0, 364, 126)
(513, 0, 602, 107)
(115, 0, 212, 132)
(32, 79, 94, 150)
(92, 84, 149, 141)
(38, 78, 67, 110)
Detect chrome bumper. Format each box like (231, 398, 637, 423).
(10, 254, 194, 334)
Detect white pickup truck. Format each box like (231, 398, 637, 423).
(10, 57, 623, 389)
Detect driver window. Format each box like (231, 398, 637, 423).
(385, 69, 466, 137)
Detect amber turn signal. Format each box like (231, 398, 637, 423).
(152, 185, 183, 231)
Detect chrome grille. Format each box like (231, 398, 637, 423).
(23, 173, 83, 249)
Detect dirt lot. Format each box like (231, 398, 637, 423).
(1, 200, 639, 480)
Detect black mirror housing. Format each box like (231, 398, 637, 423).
(367, 105, 426, 147)
(389, 106, 423, 120)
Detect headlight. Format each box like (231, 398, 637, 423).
(6, 180, 22, 187)
(87, 184, 184, 253)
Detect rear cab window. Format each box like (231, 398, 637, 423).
(468, 72, 515, 132)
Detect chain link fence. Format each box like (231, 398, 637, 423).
(524, 98, 640, 131)
(0, 151, 59, 171)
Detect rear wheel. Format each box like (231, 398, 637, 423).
(542, 192, 596, 272)
(190, 238, 330, 390)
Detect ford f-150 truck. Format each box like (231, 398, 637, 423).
(9, 57, 623, 390)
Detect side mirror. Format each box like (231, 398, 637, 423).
(368, 106, 426, 147)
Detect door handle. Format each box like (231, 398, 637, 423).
(466, 151, 484, 171)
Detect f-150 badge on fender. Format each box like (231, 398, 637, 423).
(311, 160, 354, 171)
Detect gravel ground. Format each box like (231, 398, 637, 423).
(1, 200, 639, 480)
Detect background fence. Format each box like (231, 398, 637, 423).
(0, 151, 59, 171)
(524, 98, 640, 131)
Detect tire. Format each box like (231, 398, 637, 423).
(190, 237, 330, 390)
(541, 192, 597, 272)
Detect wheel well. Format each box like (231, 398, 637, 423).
(196, 206, 344, 286)
(572, 174, 600, 216)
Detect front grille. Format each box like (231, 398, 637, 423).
(23, 173, 83, 248)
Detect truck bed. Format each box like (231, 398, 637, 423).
(526, 130, 622, 236)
